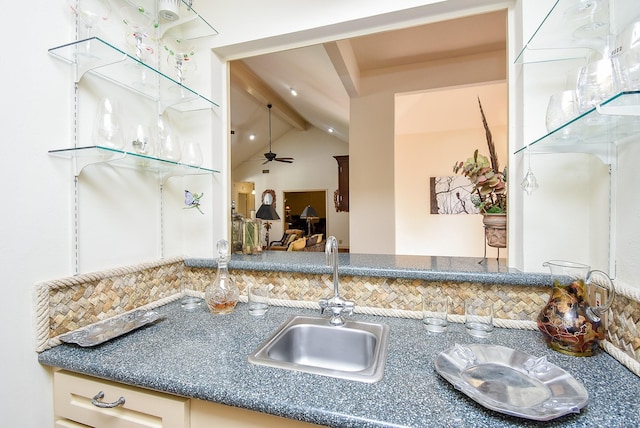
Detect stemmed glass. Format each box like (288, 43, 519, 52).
(163, 34, 197, 85)
(546, 90, 578, 141)
(93, 97, 124, 150)
(182, 141, 203, 167)
(156, 115, 181, 162)
(120, 6, 156, 63)
(129, 124, 154, 156)
(69, 0, 111, 39)
(120, 6, 157, 88)
(576, 57, 615, 114)
(68, 0, 111, 55)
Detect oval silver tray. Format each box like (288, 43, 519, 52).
(435, 343, 589, 421)
(59, 309, 162, 347)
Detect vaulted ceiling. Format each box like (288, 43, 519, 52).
(230, 9, 507, 169)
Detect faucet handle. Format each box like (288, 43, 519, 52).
(319, 298, 329, 315)
(343, 299, 355, 318)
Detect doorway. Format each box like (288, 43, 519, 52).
(233, 181, 255, 217)
(283, 190, 326, 237)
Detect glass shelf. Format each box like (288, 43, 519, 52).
(515, 0, 607, 64)
(49, 145, 219, 177)
(156, 0, 219, 39)
(515, 91, 640, 162)
(49, 37, 219, 112)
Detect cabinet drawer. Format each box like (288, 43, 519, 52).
(191, 399, 323, 428)
(54, 370, 189, 428)
(55, 419, 91, 428)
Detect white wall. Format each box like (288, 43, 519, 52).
(395, 83, 508, 258)
(350, 93, 397, 254)
(3, 2, 223, 426)
(349, 50, 507, 255)
(233, 126, 349, 247)
(3, 2, 71, 426)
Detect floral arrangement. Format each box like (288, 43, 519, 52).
(453, 98, 507, 214)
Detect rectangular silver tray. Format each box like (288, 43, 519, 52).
(59, 309, 162, 347)
(435, 343, 589, 421)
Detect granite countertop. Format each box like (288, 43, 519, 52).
(186, 253, 551, 286)
(39, 301, 640, 427)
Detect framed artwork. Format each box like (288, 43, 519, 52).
(430, 176, 479, 214)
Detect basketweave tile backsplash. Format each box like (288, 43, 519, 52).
(36, 260, 640, 371)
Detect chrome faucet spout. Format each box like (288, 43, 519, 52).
(319, 236, 354, 326)
(326, 236, 339, 297)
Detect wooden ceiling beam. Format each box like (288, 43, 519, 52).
(324, 40, 361, 98)
(230, 61, 308, 131)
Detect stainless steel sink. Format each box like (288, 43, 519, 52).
(248, 315, 390, 383)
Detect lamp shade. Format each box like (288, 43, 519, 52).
(300, 205, 318, 219)
(255, 203, 280, 221)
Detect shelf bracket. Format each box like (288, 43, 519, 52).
(596, 103, 640, 117)
(69, 152, 127, 177)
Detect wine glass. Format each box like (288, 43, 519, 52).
(156, 116, 181, 161)
(576, 57, 615, 114)
(68, 0, 111, 39)
(129, 124, 154, 156)
(182, 141, 203, 167)
(93, 97, 124, 150)
(545, 90, 579, 140)
(158, 132, 181, 162)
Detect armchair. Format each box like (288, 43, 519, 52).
(269, 229, 303, 251)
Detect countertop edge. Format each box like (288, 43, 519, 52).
(184, 255, 551, 287)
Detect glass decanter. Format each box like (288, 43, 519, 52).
(205, 239, 239, 315)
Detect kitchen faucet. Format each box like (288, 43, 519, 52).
(319, 236, 355, 326)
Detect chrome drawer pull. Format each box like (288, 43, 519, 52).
(91, 391, 126, 408)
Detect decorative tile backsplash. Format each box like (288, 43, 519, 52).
(35, 259, 640, 377)
(35, 258, 183, 352)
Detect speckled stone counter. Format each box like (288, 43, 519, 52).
(39, 301, 640, 427)
(186, 253, 551, 286)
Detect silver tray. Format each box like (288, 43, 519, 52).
(434, 343, 589, 421)
(59, 309, 162, 347)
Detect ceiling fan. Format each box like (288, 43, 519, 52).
(262, 104, 294, 164)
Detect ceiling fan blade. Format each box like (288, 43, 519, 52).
(275, 158, 294, 163)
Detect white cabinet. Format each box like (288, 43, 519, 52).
(191, 399, 322, 428)
(54, 370, 190, 428)
(53, 370, 323, 428)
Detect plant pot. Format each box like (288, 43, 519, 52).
(482, 213, 506, 248)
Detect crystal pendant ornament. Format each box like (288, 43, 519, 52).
(521, 146, 538, 196)
(521, 169, 539, 196)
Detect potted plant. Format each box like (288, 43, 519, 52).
(453, 97, 507, 248)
